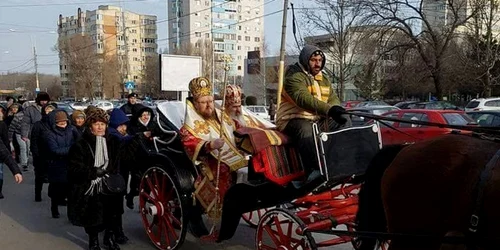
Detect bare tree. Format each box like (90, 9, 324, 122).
(59, 35, 101, 101)
(461, 0, 500, 97)
(47, 78, 63, 99)
(301, 0, 369, 101)
(140, 55, 160, 98)
(362, 0, 483, 100)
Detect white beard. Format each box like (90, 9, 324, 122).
(230, 113, 246, 126)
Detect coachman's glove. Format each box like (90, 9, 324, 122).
(96, 168, 107, 178)
(328, 105, 347, 125)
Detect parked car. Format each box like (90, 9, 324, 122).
(465, 97, 500, 112)
(70, 101, 89, 111)
(245, 105, 269, 121)
(349, 105, 400, 126)
(394, 101, 419, 109)
(466, 111, 500, 127)
(378, 109, 474, 145)
(341, 100, 362, 109)
(409, 101, 463, 110)
(355, 100, 389, 107)
(54, 102, 74, 116)
(91, 100, 114, 111)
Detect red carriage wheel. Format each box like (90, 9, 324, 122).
(139, 166, 187, 250)
(256, 208, 317, 250)
(242, 208, 270, 228)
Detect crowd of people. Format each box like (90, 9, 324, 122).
(0, 92, 157, 250)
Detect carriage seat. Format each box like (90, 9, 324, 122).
(234, 127, 305, 186)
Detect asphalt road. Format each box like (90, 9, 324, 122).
(0, 169, 352, 250)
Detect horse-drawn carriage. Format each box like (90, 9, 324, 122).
(136, 101, 382, 250)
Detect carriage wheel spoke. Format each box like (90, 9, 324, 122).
(153, 171, 162, 199)
(273, 216, 289, 247)
(146, 177, 159, 199)
(163, 214, 179, 240)
(166, 210, 182, 227)
(264, 224, 282, 247)
(141, 192, 156, 203)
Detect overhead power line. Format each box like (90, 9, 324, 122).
(0, 0, 149, 8)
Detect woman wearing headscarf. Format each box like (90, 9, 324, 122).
(127, 106, 157, 136)
(44, 109, 77, 218)
(30, 104, 56, 202)
(71, 110, 87, 137)
(67, 108, 126, 250)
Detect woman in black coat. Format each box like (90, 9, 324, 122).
(43, 109, 78, 218)
(67, 108, 125, 250)
(127, 106, 158, 135)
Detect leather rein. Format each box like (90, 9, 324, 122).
(344, 111, 500, 137)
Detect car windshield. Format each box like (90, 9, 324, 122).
(466, 101, 480, 109)
(253, 107, 266, 113)
(442, 113, 472, 125)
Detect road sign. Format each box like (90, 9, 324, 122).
(125, 81, 135, 90)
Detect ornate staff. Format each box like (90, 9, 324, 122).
(213, 54, 232, 221)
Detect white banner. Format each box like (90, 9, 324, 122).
(160, 54, 202, 91)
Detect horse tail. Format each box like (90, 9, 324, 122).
(356, 144, 407, 250)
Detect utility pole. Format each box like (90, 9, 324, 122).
(33, 45, 40, 94)
(276, 0, 289, 110)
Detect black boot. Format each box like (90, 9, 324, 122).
(35, 180, 42, 202)
(88, 233, 101, 250)
(114, 217, 129, 244)
(103, 230, 120, 250)
(0, 179, 4, 199)
(51, 199, 60, 218)
(125, 194, 134, 210)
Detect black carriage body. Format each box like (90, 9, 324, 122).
(142, 102, 382, 246)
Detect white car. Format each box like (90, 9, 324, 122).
(70, 102, 89, 110)
(465, 97, 500, 112)
(92, 101, 114, 111)
(245, 105, 270, 121)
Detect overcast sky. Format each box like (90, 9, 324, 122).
(0, 0, 305, 76)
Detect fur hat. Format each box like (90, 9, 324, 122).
(55, 111, 68, 123)
(188, 77, 212, 99)
(35, 92, 50, 104)
(127, 93, 138, 99)
(85, 108, 109, 127)
(225, 85, 242, 107)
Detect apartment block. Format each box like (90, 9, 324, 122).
(58, 5, 157, 98)
(168, 0, 264, 85)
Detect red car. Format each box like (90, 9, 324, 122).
(379, 109, 474, 145)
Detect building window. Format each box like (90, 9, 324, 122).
(245, 36, 250, 41)
(254, 37, 260, 42)
(205, 33, 210, 38)
(237, 56, 241, 60)
(254, 47, 260, 51)
(238, 66, 242, 70)
(238, 35, 241, 41)
(134, 75, 139, 80)
(195, 0, 201, 5)
(195, 32, 201, 37)
(245, 46, 250, 50)
(238, 25, 241, 30)
(237, 45, 241, 50)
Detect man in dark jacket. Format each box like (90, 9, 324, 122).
(30, 104, 56, 202)
(276, 45, 350, 174)
(21, 92, 50, 141)
(119, 93, 140, 118)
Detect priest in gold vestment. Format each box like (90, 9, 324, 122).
(180, 77, 247, 214)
